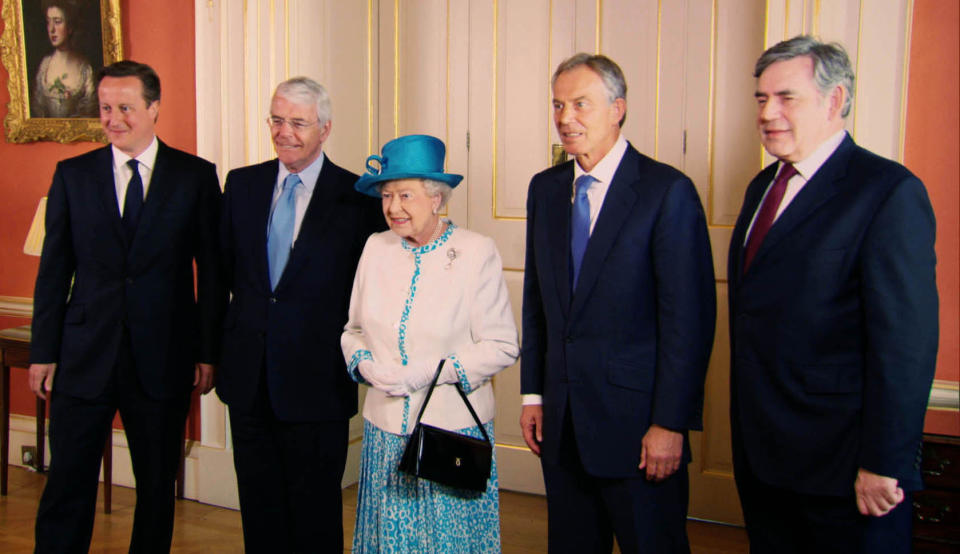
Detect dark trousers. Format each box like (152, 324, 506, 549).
(34, 335, 189, 554)
(736, 458, 914, 554)
(229, 371, 349, 554)
(541, 413, 690, 554)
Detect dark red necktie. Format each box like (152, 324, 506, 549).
(743, 163, 797, 273)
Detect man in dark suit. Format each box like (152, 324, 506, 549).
(217, 77, 384, 552)
(28, 60, 226, 553)
(728, 36, 938, 553)
(520, 53, 716, 553)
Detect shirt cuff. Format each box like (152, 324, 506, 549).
(522, 394, 543, 406)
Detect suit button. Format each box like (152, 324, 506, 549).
(125, 278, 133, 284)
(270, 296, 277, 303)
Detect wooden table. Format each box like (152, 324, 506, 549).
(914, 433, 960, 553)
(0, 325, 115, 512)
(0, 325, 40, 495)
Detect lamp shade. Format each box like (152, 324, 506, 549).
(23, 197, 47, 256)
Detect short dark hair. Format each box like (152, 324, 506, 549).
(755, 35, 856, 118)
(96, 61, 161, 106)
(553, 53, 628, 127)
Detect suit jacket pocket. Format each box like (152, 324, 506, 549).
(607, 360, 654, 392)
(801, 363, 861, 394)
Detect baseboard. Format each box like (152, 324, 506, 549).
(5, 415, 364, 510)
(495, 443, 545, 494)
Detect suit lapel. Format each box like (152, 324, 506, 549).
(274, 156, 342, 289)
(129, 141, 176, 253)
(730, 163, 777, 286)
(545, 165, 574, 317)
(569, 147, 640, 322)
(745, 136, 854, 273)
(253, 160, 279, 291)
(94, 146, 125, 244)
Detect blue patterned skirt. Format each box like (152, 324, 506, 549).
(352, 419, 501, 553)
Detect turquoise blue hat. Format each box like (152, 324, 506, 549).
(354, 134, 463, 197)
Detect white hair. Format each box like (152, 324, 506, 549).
(273, 76, 332, 124)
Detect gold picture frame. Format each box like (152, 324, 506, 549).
(1, 0, 122, 143)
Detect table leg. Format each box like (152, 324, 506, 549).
(1, 363, 9, 495)
(103, 432, 112, 514)
(35, 396, 45, 472)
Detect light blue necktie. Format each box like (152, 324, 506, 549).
(267, 174, 300, 290)
(570, 174, 595, 290)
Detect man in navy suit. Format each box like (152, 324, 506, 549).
(728, 36, 938, 553)
(29, 61, 226, 553)
(217, 77, 383, 552)
(520, 53, 716, 553)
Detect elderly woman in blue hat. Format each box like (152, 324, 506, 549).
(342, 134, 519, 552)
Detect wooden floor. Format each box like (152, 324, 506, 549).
(0, 466, 748, 553)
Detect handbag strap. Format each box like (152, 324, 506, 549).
(411, 359, 491, 444)
(411, 360, 446, 425)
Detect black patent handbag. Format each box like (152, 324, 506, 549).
(398, 360, 493, 492)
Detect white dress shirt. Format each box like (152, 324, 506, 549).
(272, 152, 325, 244)
(572, 133, 629, 235)
(744, 130, 847, 243)
(112, 137, 158, 216)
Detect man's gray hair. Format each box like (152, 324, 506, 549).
(273, 76, 332, 124)
(552, 53, 628, 127)
(754, 35, 856, 118)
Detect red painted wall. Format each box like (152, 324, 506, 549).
(905, 0, 960, 436)
(0, 0, 203, 439)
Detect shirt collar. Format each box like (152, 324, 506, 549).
(112, 136, 159, 172)
(788, 129, 847, 181)
(573, 133, 628, 186)
(278, 152, 325, 193)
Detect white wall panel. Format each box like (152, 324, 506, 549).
(194, 0, 921, 523)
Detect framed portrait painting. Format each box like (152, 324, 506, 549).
(1, 0, 122, 143)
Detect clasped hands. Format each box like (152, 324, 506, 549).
(358, 359, 456, 396)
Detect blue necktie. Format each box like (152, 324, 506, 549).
(570, 174, 595, 290)
(267, 174, 300, 290)
(122, 159, 143, 242)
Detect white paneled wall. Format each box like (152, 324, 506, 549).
(191, 0, 917, 524)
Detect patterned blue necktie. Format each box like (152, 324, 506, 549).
(570, 174, 595, 290)
(267, 173, 300, 290)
